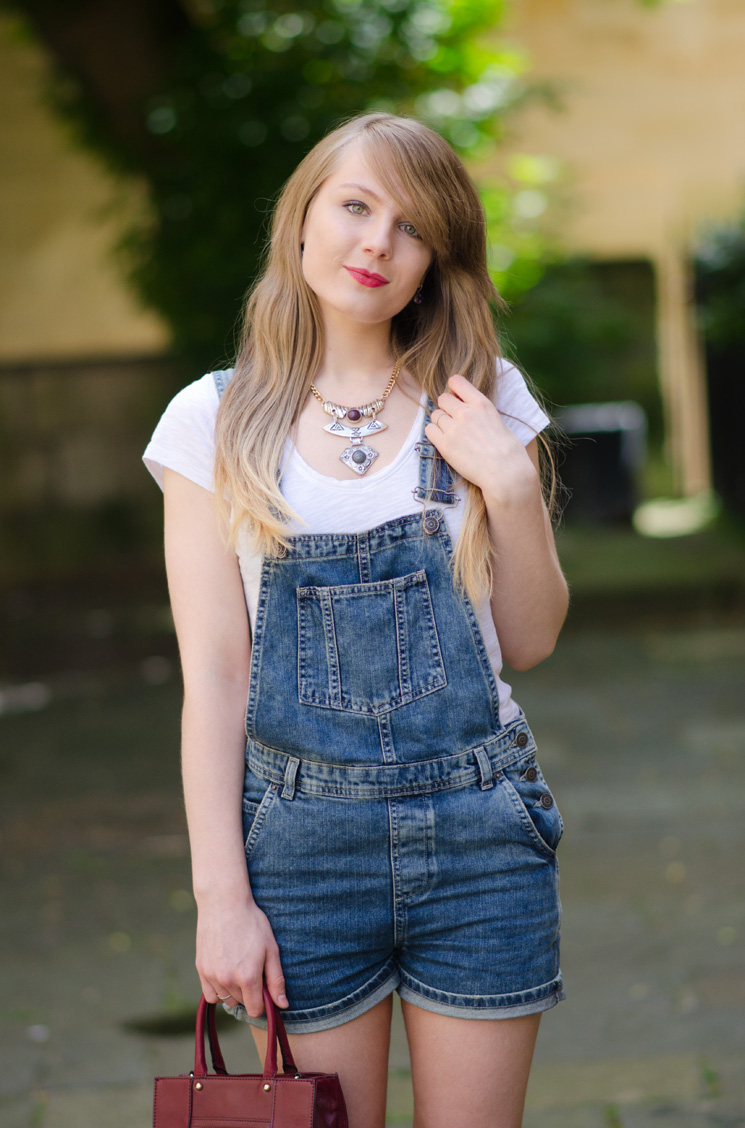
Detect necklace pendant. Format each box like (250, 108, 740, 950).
(340, 444, 379, 476)
(324, 418, 386, 440)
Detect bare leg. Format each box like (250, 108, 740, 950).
(402, 1000, 541, 1128)
(252, 994, 393, 1128)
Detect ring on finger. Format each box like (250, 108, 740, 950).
(217, 993, 234, 1001)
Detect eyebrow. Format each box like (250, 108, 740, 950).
(337, 182, 384, 201)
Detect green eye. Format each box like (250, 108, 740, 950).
(346, 202, 366, 215)
(401, 222, 421, 239)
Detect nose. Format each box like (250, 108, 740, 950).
(362, 216, 394, 259)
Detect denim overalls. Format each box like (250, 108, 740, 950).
(213, 371, 564, 1033)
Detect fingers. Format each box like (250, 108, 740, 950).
(424, 420, 446, 452)
(264, 947, 289, 1009)
(202, 973, 263, 1016)
(439, 378, 490, 411)
(199, 962, 287, 1017)
(432, 392, 469, 428)
(233, 972, 266, 1018)
(446, 372, 484, 401)
(435, 395, 457, 419)
(429, 407, 450, 429)
(200, 976, 232, 1005)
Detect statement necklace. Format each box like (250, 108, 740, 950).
(309, 362, 401, 476)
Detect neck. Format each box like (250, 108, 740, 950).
(314, 316, 396, 395)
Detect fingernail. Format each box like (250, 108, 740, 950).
(278, 994, 288, 1007)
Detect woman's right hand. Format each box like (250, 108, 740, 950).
(196, 896, 289, 1016)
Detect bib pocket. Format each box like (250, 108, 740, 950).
(296, 569, 446, 715)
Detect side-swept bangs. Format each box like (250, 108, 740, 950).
(355, 117, 487, 271)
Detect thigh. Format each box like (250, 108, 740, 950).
(402, 1000, 540, 1128)
(251, 995, 393, 1128)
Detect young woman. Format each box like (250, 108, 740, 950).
(144, 112, 568, 1128)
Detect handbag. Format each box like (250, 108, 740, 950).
(153, 987, 348, 1127)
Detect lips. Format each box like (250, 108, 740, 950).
(344, 266, 389, 288)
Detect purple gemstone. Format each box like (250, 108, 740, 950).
(347, 409, 361, 421)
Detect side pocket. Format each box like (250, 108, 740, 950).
(499, 758, 564, 857)
(242, 783, 278, 858)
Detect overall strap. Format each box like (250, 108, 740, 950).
(413, 397, 459, 507)
(212, 369, 234, 400)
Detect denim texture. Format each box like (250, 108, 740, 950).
(228, 403, 564, 1032)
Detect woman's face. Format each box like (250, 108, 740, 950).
(300, 141, 433, 329)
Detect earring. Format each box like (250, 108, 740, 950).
(413, 285, 423, 305)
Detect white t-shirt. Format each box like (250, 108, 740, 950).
(144, 360, 549, 724)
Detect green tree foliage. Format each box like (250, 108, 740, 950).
(7, 0, 548, 366)
(504, 259, 660, 430)
(695, 215, 745, 351)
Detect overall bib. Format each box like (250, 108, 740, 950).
(213, 373, 565, 1033)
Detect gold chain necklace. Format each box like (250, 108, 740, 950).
(308, 362, 401, 476)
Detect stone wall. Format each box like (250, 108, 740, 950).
(0, 356, 187, 582)
(1, 356, 183, 507)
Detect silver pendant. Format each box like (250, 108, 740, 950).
(324, 418, 386, 441)
(339, 444, 379, 475)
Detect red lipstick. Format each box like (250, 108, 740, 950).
(344, 266, 389, 288)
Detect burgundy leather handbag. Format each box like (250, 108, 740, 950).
(153, 988, 348, 1127)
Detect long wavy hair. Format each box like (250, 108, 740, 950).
(214, 113, 535, 604)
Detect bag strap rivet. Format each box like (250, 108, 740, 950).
(263, 1082, 271, 1092)
(195, 1083, 203, 1091)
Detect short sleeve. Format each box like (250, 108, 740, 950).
(494, 359, 550, 447)
(142, 373, 220, 492)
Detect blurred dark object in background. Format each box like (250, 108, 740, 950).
(557, 402, 647, 525)
(695, 213, 745, 522)
(504, 259, 661, 521)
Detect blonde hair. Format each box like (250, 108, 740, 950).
(214, 113, 511, 603)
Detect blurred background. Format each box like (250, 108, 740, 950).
(1, 2, 744, 1126)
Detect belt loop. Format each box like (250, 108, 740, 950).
(474, 746, 494, 790)
(281, 756, 300, 800)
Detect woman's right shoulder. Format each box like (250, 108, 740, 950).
(143, 371, 232, 493)
(166, 370, 229, 420)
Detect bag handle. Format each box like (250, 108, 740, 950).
(194, 989, 298, 1079)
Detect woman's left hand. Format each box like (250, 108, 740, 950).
(424, 373, 537, 503)
(426, 374, 568, 670)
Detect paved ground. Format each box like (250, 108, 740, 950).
(1, 604, 744, 1126)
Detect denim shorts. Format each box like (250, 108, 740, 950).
(228, 718, 564, 1033)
